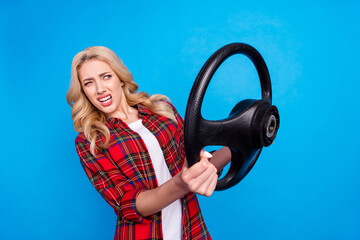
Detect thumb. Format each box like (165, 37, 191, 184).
(183, 158, 189, 170)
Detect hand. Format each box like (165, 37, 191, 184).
(179, 150, 218, 197)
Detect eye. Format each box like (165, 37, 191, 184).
(104, 74, 112, 80)
(84, 81, 93, 86)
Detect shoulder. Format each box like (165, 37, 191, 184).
(138, 99, 179, 116)
(75, 132, 87, 144)
(74, 132, 95, 154)
(158, 99, 178, 113)
(75, 132, 106, 146)
(74, 133, 91, 156)
(158, 100, 184, 127)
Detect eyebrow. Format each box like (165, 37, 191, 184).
(82, 71, 111, 82)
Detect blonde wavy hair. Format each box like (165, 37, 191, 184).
(66, 46, 176, 155)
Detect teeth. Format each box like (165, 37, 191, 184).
(100, 96, 111, 102)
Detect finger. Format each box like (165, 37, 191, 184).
(190, 160, 217, 190)
(181, 158, 214, 192)
(184, 150, 211, 174)
(200, 150, 213, 159)
(184, 158, 209, 178)
(183, 158, 189, 170)
(205, 172, 218, 196)
(194, 160, 215, 182)
(196, 166, 218, 196)
(196, 165, 217, 187)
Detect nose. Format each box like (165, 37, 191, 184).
(95, 81, 105, 95)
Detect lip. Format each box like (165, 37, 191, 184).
(97, 94, 112, 107)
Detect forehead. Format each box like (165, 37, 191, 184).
(78, 60, 113, 79)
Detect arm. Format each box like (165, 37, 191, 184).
(76, 127, 218, 221)
(209, 146, 232, 171)
(76, 135, 148, 223)
(134, 101, 223, 217)
(136, 150, 218, 217)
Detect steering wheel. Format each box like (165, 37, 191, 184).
(184, 43, 280, 191)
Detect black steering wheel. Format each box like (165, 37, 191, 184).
(184, 43, 280, 191)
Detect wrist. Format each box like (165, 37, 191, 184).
(172, 173, 189, 198)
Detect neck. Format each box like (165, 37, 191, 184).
(108, 103, 140, 124)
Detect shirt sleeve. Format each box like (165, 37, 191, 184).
(75, 135, 150, 224)
(165, 101, 185, 160)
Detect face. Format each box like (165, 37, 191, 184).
(78, 60, 127, 117)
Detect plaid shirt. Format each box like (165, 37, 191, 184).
(75, 102, 211, 240)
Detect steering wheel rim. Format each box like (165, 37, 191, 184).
(184, 43, 277, 190)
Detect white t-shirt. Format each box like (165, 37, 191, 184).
(128, 119, 182, 240)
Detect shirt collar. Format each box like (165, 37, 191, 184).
(137, 103, 152, 116)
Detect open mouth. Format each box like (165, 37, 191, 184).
(98, 95, 112, 106)
(99, 95, 112, 103)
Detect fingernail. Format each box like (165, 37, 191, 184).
(203, 151, 213, 158)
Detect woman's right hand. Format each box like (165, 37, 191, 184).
(178, 150, 218, 197)
(136, 150, 218, 217)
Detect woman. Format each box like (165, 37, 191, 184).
(66, 46, 231, 240)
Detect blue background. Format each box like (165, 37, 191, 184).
(1, 1, 359, 239)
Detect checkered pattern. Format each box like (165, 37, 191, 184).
(75, 102, 211, 240)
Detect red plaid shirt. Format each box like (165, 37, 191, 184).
(75, 102, 211, 240)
